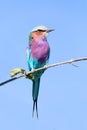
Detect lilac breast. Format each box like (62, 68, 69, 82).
(31, 40, 50, 63)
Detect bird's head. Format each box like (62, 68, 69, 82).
(29, 25, 54, 43)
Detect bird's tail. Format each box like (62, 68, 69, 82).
(32, 78, 40, 118)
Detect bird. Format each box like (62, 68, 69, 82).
(26, 25, 54, 118)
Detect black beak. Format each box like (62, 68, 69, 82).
(46, 28, 55, 33)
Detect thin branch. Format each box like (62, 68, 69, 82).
(0, 75, 24, 86)
(27, 57, 87, 73)
(0, 57, 87, 86)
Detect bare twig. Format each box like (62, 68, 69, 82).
(0, 57, 87, 86)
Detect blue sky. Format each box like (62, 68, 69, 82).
(0, 0, 87, 130)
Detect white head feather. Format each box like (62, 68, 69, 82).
(31, 25, 48, 32)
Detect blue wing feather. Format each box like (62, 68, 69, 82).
(26, 47, 31, 71)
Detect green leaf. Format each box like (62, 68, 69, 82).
(10, 68, 25, 77)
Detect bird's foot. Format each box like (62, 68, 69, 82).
(24, 71, 33, 80)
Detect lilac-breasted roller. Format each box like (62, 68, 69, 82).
(26, 25, 54, 117)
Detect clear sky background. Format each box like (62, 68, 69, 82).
(0, 0, 87, 130)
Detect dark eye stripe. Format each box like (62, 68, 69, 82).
(37, 29, 46, 32)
